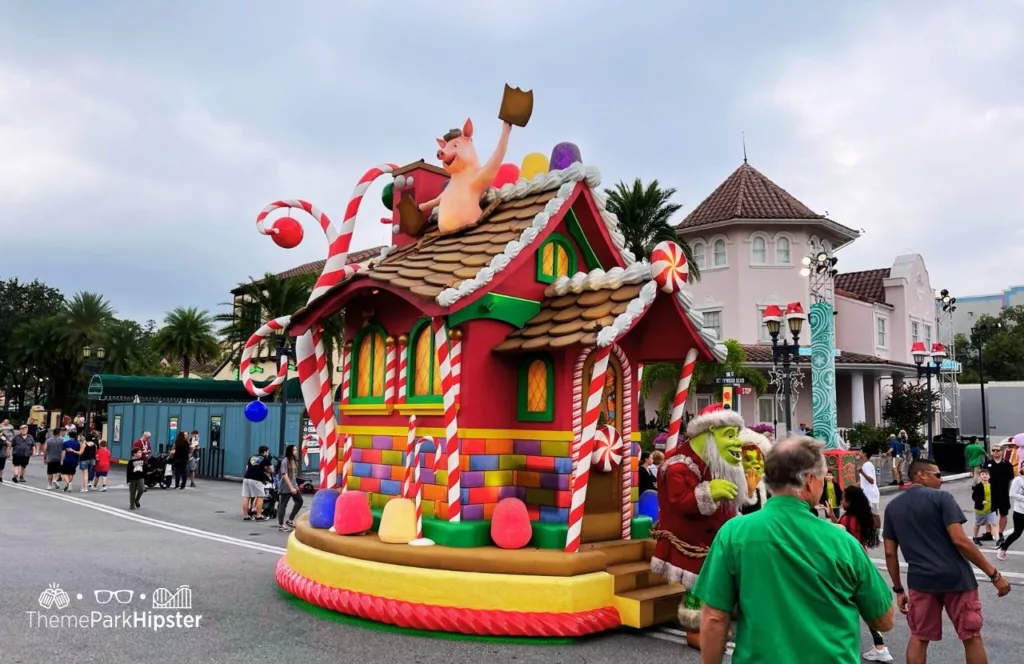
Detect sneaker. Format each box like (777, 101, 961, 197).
(981, 533, 994, 541)
(63, 485, 70, 492)
(254, 516, 268, 521)
(278, 525, 292, 532)
(134, 502, 141, 509)
(80, 487, 88, 493)
(996, 536, 1005, 548)
(864, 646, 894, 661)
(243, 516, 253, 521)
(129, 506, 136, 511)
(100, 486, 107, 492)
(190, 482, 196, 487)
(973, 537, 983, 546)
(997, 549, 1008, 561)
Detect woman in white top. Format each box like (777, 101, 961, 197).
(996, 460, 1024, 561)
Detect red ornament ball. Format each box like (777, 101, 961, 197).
(271, 216, 304, 249)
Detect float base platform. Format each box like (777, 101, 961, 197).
(277, 518, 684, 635)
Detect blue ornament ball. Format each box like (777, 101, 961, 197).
(309, 488, 340, 529)
(244, 400, 269, 423)
(638, 489, 659, 521)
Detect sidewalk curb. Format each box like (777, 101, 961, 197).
(879, 472, 971, 495)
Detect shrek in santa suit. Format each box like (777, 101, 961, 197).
(650, 403, 747, 648)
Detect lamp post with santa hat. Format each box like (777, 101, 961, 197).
(911, 341, 945, 453)
(762, 303, 807, 436)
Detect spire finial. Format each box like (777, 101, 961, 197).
(742, 132, 748, 164)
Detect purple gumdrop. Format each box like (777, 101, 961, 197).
(549, 142, 582, 171)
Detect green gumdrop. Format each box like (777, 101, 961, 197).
(381, 182, 394, 211)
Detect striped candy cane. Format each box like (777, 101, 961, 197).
(239, 317, 292, 397)
(432, 318, 461, 522)
(340, 341, 353, 404)
(450, 328, 463, 406)
(396, 335, 409, 403)
(566, 345, 612, 553)
(411, 436, 444, 540)
(384, 337, 397, 407)
(245, 164, 398, 490)
(663, 348, 700, 459)
(620, 428, 632, 539)
(403, 415, 418, 498)
(338, 433, 353, 492)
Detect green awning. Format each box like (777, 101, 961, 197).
(88, 374, 305, 403)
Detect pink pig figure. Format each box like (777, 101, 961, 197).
(419, 118, 512, 234)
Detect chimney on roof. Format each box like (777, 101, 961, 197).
(386, 160, 450, 247)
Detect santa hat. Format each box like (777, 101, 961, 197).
(738, 428, 772, 456)
(685, 403, 744, 439)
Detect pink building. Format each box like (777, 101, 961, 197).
(652, 161, 934, 435)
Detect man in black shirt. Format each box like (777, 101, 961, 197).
(242, 446, 272, 521)
(982, 445, 1015, 547)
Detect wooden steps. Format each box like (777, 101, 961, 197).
(588, 538, 686, 629)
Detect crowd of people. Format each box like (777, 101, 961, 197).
(688, 432, 1018, 664)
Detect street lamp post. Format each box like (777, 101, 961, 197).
(81, 345, 106, 440)
(972, 320, 1002, 452)
(276, 336, 292, 459)
(763, 302, 807, 436)
(911, 341, 945, 454)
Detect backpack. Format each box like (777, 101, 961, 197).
(274, 458, 287, 491)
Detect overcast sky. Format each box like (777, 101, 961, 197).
(2, 0, 1022, 324)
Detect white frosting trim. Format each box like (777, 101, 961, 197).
(437, 163, 636, 307)
(597, 280, 658, 348)
(547, 261, 653, 297)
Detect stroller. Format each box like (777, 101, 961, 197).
(247, 454, 279, 519)
(144, 453, 173, 489)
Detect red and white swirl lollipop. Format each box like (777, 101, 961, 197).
(592, 424, 624, 472)
(650, 241, 689, 293)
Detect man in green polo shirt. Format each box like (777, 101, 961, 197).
(692, 436, 895, 663)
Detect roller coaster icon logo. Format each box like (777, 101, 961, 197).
(151, 585, 192, 610)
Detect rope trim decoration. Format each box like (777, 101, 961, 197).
(275, 558, 621, 636)
(648, 523, 710, 559)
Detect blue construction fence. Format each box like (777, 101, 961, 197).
(105, 401, 317, 478)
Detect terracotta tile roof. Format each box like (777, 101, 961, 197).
(366, 190, 560, 302)
(493, 283, 640, 352)
(834, 268, 891, 306)
(678, 162, 825, 229)
(739, 344, 914, 369)
(230, 246, 386, 295)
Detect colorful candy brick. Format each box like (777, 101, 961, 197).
(513, 440, 541, 455)
(499, 454, 526, 470)
(352, 462, 372, 478)
(515, 471, 541, 488)
(484, 470, 513, 487)
(539, 506, 569, 523)
(462, 439, 486, 455)
(485, 439, 514, 455)
(381, 450, 403, 466)
(540, 441, 570, 457)
(353, 435, 374, 450)
(469, 455, 500, 471)
(524, 456, 555, 472)
(361, 449, 382, 465)
(461, 471, 486, 488)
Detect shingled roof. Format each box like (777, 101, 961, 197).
(739, 344, 914, 369)
(834, 268, 891, 306)
(678, 162, 824, 229)
(230, 246, 386, 295)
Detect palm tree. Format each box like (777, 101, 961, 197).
(217, 273, 317, 366)
(62, 292, 116, 358)
(11, 316, 79, 410)
(153, 307, 221, 378)
(640, 340, 766, 426)
(604, 178, 700, 282)
(103, 319, 145, 375)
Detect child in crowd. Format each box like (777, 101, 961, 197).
(819, 470, 843, 521)
(838, 485, 891, 661)
(127, 448, 146, 510)
(92, 440, 111, 491)
(973, 469, 997, 545)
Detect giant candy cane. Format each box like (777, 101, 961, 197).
(565, 345, 611, 553)
(663, 348, 699, 460)
(432, 318, 462, 522)
(243, 164, 398, 489)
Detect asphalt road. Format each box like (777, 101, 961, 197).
(1, 468, 1021, 664)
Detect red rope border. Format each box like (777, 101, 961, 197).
(276, 557, 621, 637)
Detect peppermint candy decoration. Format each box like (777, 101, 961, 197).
(650, 241, 689, 293)
(592, 424, 624, 472)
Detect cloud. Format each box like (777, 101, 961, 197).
(756, 2, 1024, 295)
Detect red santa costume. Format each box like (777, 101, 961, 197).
(650, 404, 747, 591)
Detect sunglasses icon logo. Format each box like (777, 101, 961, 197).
(94, 590, 134, 605)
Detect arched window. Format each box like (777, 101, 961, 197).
(352, 323, 387, 402)
(408, 319, 443, 402)
(517, 355, 554, 421)
(776, 236, 791, 264)
(713, 239, 727, 267)
(751, 236, 767, 265)
(537, 233, 577, 284)
(693, 242, 706, 270)
(821, 239, 832, 255)
(808, 236, 819, 257)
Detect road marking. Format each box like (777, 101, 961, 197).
(868, 557, 1024, 583)
(3, 482, 287, 556)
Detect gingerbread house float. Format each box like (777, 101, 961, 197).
(271, 154, 727, 636)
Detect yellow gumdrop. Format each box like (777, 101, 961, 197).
(377, 498, 418, 544)
(520, 152, 550, 181)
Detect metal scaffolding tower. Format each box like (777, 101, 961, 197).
(936, 290, 960, 431)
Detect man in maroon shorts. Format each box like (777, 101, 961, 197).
(883, 458, 1011, 663)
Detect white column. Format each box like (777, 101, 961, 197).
(850, 371, 866, 424)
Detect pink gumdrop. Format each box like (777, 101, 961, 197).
(271, 216, 304, 249)
(333, 490, 373, 535)
(490, 498, 532, 549)
(492, 163, 521, 188)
